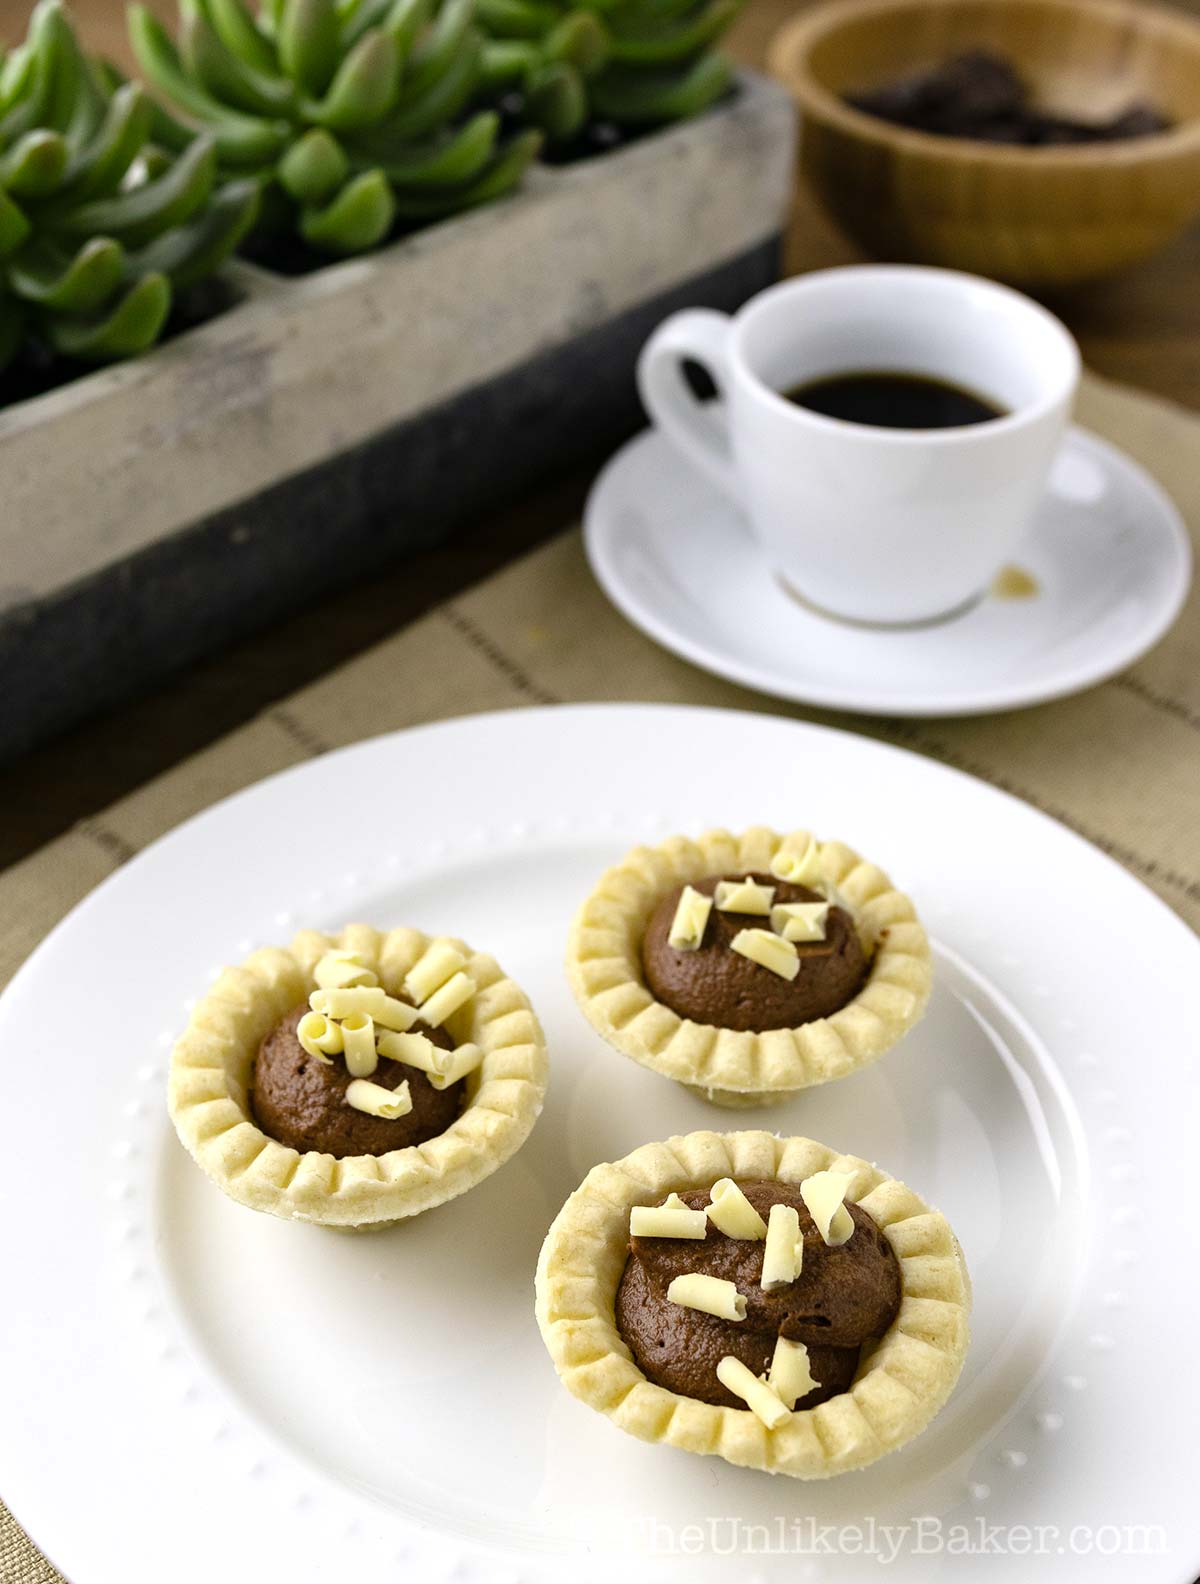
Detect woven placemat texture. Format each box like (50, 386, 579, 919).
(2, 368, 1198, 1577)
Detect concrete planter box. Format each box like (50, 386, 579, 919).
(0, 71, 794, 760)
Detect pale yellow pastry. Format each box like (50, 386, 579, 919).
(535, 1130, 970, 1478)
(566, 826, 931, 1106)
(169, 923, 548, 1229)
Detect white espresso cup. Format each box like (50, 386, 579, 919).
(637, 265, 1080, 626)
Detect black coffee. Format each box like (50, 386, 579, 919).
(784, 371, 1005, 430)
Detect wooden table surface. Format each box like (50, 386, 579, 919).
(2, 0, 1199, 863)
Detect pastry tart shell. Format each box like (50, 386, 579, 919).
(535, 1129, 971, 1478)
(169, 924, 548, 1229)
(565, 827, 931, 1105)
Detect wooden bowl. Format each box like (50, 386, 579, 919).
(769, 0, 1200, 285)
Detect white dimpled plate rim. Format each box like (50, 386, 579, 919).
(584, 424, 1192, 716)
(0, 704, 1195, 1584)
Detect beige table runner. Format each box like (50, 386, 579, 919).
(3, 368, 1199, 1579)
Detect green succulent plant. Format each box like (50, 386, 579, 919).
(590, 0, 741, 127)
(0, 0, 258, 372)
(477, 0, 741, 144)
(130, 0, 545, 257)
(473, 0, 610, 143)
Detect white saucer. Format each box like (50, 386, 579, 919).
(584, 424, 1191, 716)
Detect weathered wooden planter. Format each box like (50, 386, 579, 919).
(0, 71, 795, 761)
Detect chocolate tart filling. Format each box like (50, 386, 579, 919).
(641, 874, 868, 1032)
(251, 1005, 464, 1159)
(616, 1179, 900, 1410)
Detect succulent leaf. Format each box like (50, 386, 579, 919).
(524, 60, 585, 137)
(259, 0, 287, 35)
(588, 45, 730, 122)
(0, 190, 34, 258)
(299, 165, 393, 250)
(54, 16, 109, 145)
(1, 128, 69, 197)
(0, 47, 35, 116)
(476, 0, 558, 40)
(478, 39, 535, 90)
(146, 92, 291, 168)
(339, 0, 403, 46)
(124, 175, 260, 284)
(404, 0, 475, 96)
(56, 135, 217, 248)
(59, 82, 151, 200)
(8, 235, 125, 312)
(206, 0, 281, 77)
(54, 34, 109, 147)
(542, 12, 608, 73)
(389, 124, 538, 217)
(377, 107, 496, 185)
(277, 125, 348, 200)
(278, 0, 341, 94)
(606, 0, 738, 63)
(180, 0, 296, 116)
(381, 0, 436, 60)
(0, 7, 59, 143)
(45, 269, 171, 359)
(372, 28, 480, 140)
(300, 27, 398, 130)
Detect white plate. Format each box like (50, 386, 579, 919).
(1, 705, 1196, 1584)
(584, 425, 1191, 716)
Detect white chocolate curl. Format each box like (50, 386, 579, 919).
(313, 949, 378, 991)
(714, 877, 775, 915)
(768, 1337, 818, 1409)
(801, 1170, 856, 1247)
(345, 1077, 412, 1119)
(667, 1273, 747, 1322)
(419, 970, 475, 1028)
(667, 885, 713, 951)
(309, 986, 418, 1030)
(730, 928, 799, 981)
(340, 1012, 378, 1079)
(404, 942, 467, 1005)
(295, 1011, 338, 1064)
(770, 836, 822, 886)
(376, 1031, 483, 1090)
(761, 1203, 804, 1289)
(706, 1179, 767, 1240)
(630, 1202, 708, 1239)
(715, 1356, 790, 1428)
(376, 1028, 441, 1075)
(770, 901, 830, 943)
(428, 1042, 484, 1090)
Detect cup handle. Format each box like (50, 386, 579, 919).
(636, 308, 740, 504)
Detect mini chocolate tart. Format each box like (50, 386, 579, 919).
(169, 924, 548, 1229)
(251, 1005, 461, 1159)
(642, 875, 868, 1032)
(536, 1131, 970, 1478)
(566, 827, 931, 1106)
(617, 1181, 898, 1408)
